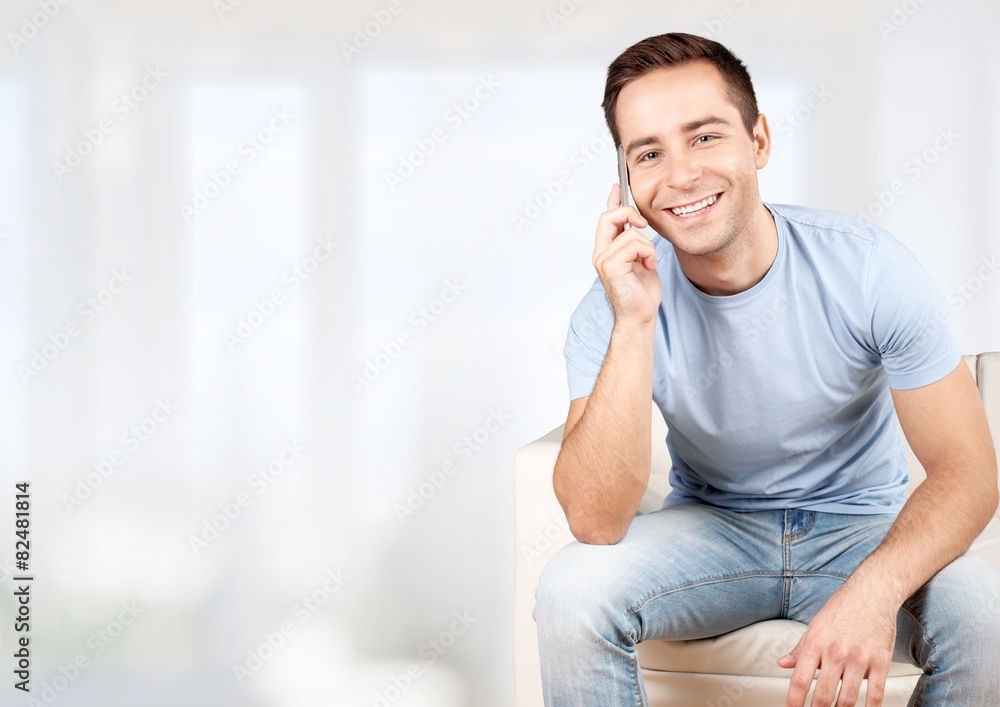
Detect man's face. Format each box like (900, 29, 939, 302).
(616, 60, 770, 257)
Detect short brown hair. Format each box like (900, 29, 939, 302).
(602, 33, 759, 147)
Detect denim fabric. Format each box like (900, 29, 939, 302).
(533, 503, 1000, 706)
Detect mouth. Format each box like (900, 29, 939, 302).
(665, 192, 722, 222)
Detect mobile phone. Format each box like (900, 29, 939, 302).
(616, 144, 630, 208)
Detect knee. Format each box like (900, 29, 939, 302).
(532, 541, 633, 632)
(955, 569, 1000, 650)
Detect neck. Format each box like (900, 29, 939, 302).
(675, 202, 778, 296)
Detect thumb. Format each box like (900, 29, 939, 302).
(776, 639, 802, 668)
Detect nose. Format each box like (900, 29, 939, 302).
(659, 149, 702, 191)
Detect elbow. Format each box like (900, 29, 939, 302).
(974, 468, 999, 530)
(567, 516, 627, 546)
(986, 477, 1000, 518)
(580, 532, 626, 546)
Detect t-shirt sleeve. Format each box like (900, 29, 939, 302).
(563, 278, 615, 401)
(865, 231, 962, 390)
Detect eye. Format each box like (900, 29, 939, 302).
(638, 151, 660, 162)
(696, 135, 717, 144)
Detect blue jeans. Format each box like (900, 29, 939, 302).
(533, 503, 1000, 706)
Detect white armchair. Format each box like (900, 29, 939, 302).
(513, 352, 1000, 706)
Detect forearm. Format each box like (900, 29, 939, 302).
(553, 320, 656, 545)
(845, 461, 998, 608)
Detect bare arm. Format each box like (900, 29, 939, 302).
(554, 320, 655, 545)
(554, 182, 658, 546)
(781, 359, 999, 706)
(844, 358, 998, 606)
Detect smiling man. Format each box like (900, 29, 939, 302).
(533, 33, 1000, 707)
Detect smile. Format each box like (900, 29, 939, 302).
(664, 192, 722, 221)
(669, 193, 720, 216)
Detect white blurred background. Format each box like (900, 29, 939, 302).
(0, 0, 997, 705)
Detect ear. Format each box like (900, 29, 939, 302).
(752, 113, 772, 170)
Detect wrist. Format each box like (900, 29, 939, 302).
(842, 564, 907, 611)
(613, 317, 656, 336)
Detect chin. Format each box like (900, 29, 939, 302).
(654, 228, 730, 258)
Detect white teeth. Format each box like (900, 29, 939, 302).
(671, 194, 718, 216)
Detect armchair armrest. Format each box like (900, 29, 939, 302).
(513, 424, 569, 707)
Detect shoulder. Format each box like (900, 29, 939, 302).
(765, 201, 918, 270)
(766, 201, 884, 245)
(568, 272, 614, 339)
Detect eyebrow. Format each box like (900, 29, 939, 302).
(624, 115, 734, 157)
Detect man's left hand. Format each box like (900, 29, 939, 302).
(778, 583, 898, 707)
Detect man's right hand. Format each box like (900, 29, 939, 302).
(593, 183, 661, 327)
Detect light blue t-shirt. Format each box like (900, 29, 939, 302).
(563, 202, 962, 514)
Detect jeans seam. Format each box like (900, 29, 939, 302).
(617, 622, 645, 707)
(782, 512, 791, 618)
(625, 572, 784, 616)
(900, 601, 935, 706)
(625, 569, 856, 618)
(632, 645, 645, 707)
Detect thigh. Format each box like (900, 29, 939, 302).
(894, 552, 1000, 671)
(534, 503, 787, 643)
(784, 512, 899, 623)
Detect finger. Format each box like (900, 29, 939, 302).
(784, 656, 820, 707)
(835, 664, 866, 707)
(778, 639, 803, 669)
(863, 663, 889, 707)
(606, 183, 622, 211)
(605, 184, 634, 233)
(810, 663, 845, 707)
(778, 654, 799, 668)
(594, 205, 648, 257)
(594, 230, 658, 274)
(595, 239, 658, 277)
